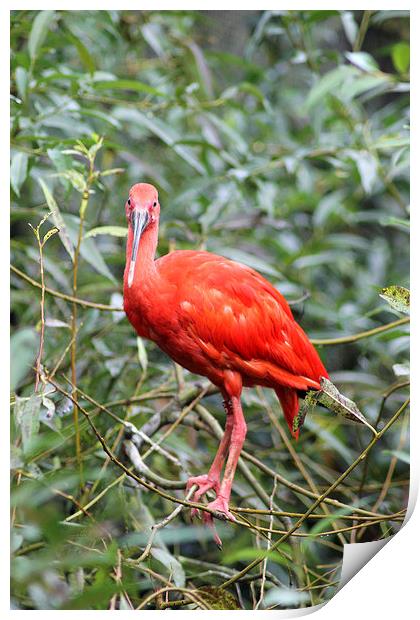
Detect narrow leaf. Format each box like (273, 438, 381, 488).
(63, 214, 117, 284)
(11, 152, 28, 197)
(58, 170, 87, 193)
(42, 227, 59, 245)
(93, 79, 165, 97)
(38, 178, 74, 261)
(28, 10, 55, 60)
(304, 66, 356, 111)
(345, 51, 379, 72)
(15, 394, 42, 454)
(150, 548, 185, 587)
(136, 337, 148, 372)
(10, 328, 38, 391)
(391, 42, 410, 74)
(66, 30, 95, 74)
(15, 67, 28, 102)
(318, 378, 377, 435)
(84, 226, 127, 239)
(393, 363, 409, 377)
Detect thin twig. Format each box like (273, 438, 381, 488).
(221, 398, 409, 588)
(311, 317, 409, 346)
(353, 10, 373, 52)
(136, 586, 212, 610)
(256, 478, 277, 609)
(71, 185, 92, 482)
(136, 485, 197, 563)
(357, 380, 410, 498)
(11, 264, 122, 311)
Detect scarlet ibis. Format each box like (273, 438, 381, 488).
(123, 183, 328, 542)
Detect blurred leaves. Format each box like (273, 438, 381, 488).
(14, 393, 41, 455)
(391, 42, 410, 74)
(11, 152, 28, 197)
(28, 10, 56, 61)
(11, 328, 39, 391)
(38, 179, 74, 261)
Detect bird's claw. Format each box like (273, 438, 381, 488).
(202, 497, 236, 548)
(186, 474, 220, 508)
(186, 478, 235, 547)
(204, 497, 236, 523)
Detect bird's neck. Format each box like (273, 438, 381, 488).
(124, 220, 159, 294)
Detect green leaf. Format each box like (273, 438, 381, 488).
(58, 170, 87, 193)
(115, 108, 206, 175)
(223, 547, 289, 566)
(99, 168, 124, 177)
(84, 226, 127, 239)
(344, 74, 390, 100)
(62, 214, 117, 284)
(15, 394, 42, 455)
(66, 30, 95, 74)
(380, 216, 410, 232)
(341, 11, 358, 45)
(15, 67, 28, 102)
(28, 10, 56, 61)
(93, 79, 165, 97)
(372, 134, 410, 150)
(304, 65, 356, 111)
(392, 363, 409, 377)
(11, 152, 28, 197)
(136, 337, 148, 372)
(317, 378, 377, 435)
(347, 149, 378, 194)
(38, 178, 74, 261)
(345, 51, 379, 72)
(379, 285, 410, 314)
(391, 42, 410, 74)
(10, 328, 38, 391)
(42, 227, 59, 245)
(150, 548, 185, 588)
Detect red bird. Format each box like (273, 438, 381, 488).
(123, 183, 328, 541)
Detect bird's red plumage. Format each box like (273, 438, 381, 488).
(125, 245, 328, 437)
(123, 182, 329, 541)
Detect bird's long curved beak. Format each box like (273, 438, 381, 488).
(128, 209, 149, 287)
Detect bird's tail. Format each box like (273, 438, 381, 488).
(275, 387, 300, 440)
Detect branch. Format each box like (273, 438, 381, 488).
(311, 317, 409, 346)
(11, 264, 122, 311)
(221, 398, 410, 588)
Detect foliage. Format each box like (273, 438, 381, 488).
(10, 10, 409, 610)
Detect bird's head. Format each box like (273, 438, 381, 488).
(125, 183, 160, 287)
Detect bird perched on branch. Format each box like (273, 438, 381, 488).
(123, 183, 329, 545)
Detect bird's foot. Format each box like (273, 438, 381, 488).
(205, 496, 236, 523)
(202, 496, 236, 549)
(186, 474, 220, 518)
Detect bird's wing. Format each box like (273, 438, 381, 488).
(157, 251, 326, 386)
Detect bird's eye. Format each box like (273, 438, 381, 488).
(127, 198, 131, 207)
(153, 201, 157, 207)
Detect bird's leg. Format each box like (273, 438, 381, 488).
(186, 398, 234, 514)
(204, 395, 247, 526)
